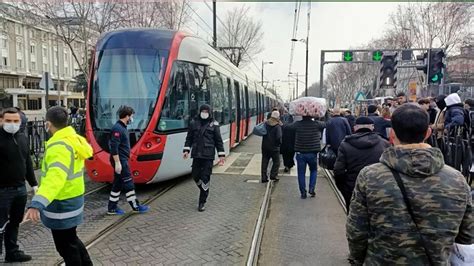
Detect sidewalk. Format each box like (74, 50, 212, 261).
(258, 170, 349, 266)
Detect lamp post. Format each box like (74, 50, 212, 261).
(291, 38, 308, 96)
(261, 61, 273, 87)
(289, 72, 304, 99)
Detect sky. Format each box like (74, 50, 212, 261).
(186, 1, 406, 100)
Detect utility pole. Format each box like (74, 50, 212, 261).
(212, 0, 217, 48)
(305, 2, 311, 97)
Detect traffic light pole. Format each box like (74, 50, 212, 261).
(319, 47, 440, 100)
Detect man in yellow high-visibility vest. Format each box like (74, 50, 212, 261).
(23, 106, 93, 265)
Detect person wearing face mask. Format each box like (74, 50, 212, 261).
(107, 106, 149, 215)
(0, 108, 37, 262)
(183, 104, 225, 212)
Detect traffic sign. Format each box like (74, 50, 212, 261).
(343, 51, 353, 62)
(372, 51, 383, 61)
(39, 72, 54, 90)
(355, 91, 366, 101)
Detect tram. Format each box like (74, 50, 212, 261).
(85, 29, 280, 183)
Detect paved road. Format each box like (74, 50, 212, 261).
(87, 173, 266, 265)
(258, 171, 349, 266)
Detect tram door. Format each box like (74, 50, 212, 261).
(244, 85, 250, 137)
(234, 81, 241, 144)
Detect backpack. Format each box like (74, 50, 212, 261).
(253, 123, 267, 136)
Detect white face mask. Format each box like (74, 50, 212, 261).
(200, 112, 209, 120)
(128, 116, 134, 125)
(3, 122, 20, 134)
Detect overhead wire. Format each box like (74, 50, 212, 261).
(201, 0, 265, 81)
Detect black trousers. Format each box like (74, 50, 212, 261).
(261, 150, 280, 181)
(0, 186, 27, 256)
(51, 227, 92, 266)
(108, 159, 139, 211)
(281, 151, 295, 168)
(191, 159, 213, 204)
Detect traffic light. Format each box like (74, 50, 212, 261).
(428, 49, 445, 84)
(380, 53, 398, 87)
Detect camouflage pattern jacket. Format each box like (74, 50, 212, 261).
(346, 144, 473, 265)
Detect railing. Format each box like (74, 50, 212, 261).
(26, 116, 85, 168)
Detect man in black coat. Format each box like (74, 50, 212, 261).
(183, 104, 225, 212)
(261, 111, 282, 182)
(333, 116, 390, 211)
(0, 108, 37, 262)
(367, 105, 391, 139)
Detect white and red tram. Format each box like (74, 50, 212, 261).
(85, 29, 281, 184)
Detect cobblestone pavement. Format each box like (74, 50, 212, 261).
(2, 177, 175, 265)
(258, 170, 349, 266)
(87, 173, 266, 265)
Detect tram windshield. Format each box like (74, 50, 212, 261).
(91, 48, 168, 131)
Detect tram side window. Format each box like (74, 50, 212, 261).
(188, 63, 210, 119)
(158, 61, 189, 131)
(209, 69, 224, 124)
(226, 77, 235, 122)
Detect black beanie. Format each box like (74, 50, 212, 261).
(199, 104, 211, 113)
(367, 105, 377, 114)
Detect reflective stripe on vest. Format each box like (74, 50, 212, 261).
(43, 205, 84, 220)
(45, 141, 83, 180)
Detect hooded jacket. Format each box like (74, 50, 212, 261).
(30, 126, 93, 230)
(0, 127, 37, 188)
(347, 144, 473, 265)
(445, 93, 465, 129)
(261, 117, 282, 152)
(183, 105, 225, 160)
(333, 130, 389, 194)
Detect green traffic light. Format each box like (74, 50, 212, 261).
(431, 73, 443, 82)
(343, 51, 353, 62)
(373, 51, 383, 61)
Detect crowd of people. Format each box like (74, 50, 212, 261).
(0, 93, 472, 264)
(257, 93, 473, 265)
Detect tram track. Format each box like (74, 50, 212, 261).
(54, 182, 178, 266)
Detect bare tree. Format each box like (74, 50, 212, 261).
(115, 0, 189, 29)
(218, 6, 264, 67)
(387, 2, 473, 53)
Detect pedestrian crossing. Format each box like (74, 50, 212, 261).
(214, 152, 297, 177)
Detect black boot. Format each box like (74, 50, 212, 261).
(198, 203, 206, 212)
(5, 250, 32, 262)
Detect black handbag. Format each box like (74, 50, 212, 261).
(390, 169, 434, 266)
(319, 145, 336, 170)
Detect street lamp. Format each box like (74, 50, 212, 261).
(291, 38, 308, 96)
(261, 61, 273, 87)
(289, 72, 304, 99)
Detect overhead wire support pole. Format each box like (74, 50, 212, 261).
(212, 0, 217, 48)
(305, 2, 311, 97)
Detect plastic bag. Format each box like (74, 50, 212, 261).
(450, 243, 474, 266)
(289, 97, 327, 118)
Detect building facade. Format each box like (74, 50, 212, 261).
(0, 7, 87, 120)
(447, 45, 474, 86)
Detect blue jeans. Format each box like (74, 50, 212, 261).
(296, 152, 318, 195)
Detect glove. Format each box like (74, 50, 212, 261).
(114, 161, 122, 174)
(32, 186, 38, 194)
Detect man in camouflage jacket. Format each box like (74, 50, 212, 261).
(346, 104, 473, 265)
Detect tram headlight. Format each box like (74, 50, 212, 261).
(145, 142, 152, 149)
(92, 170, 98, 176)
(133, 171, 140, 176)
